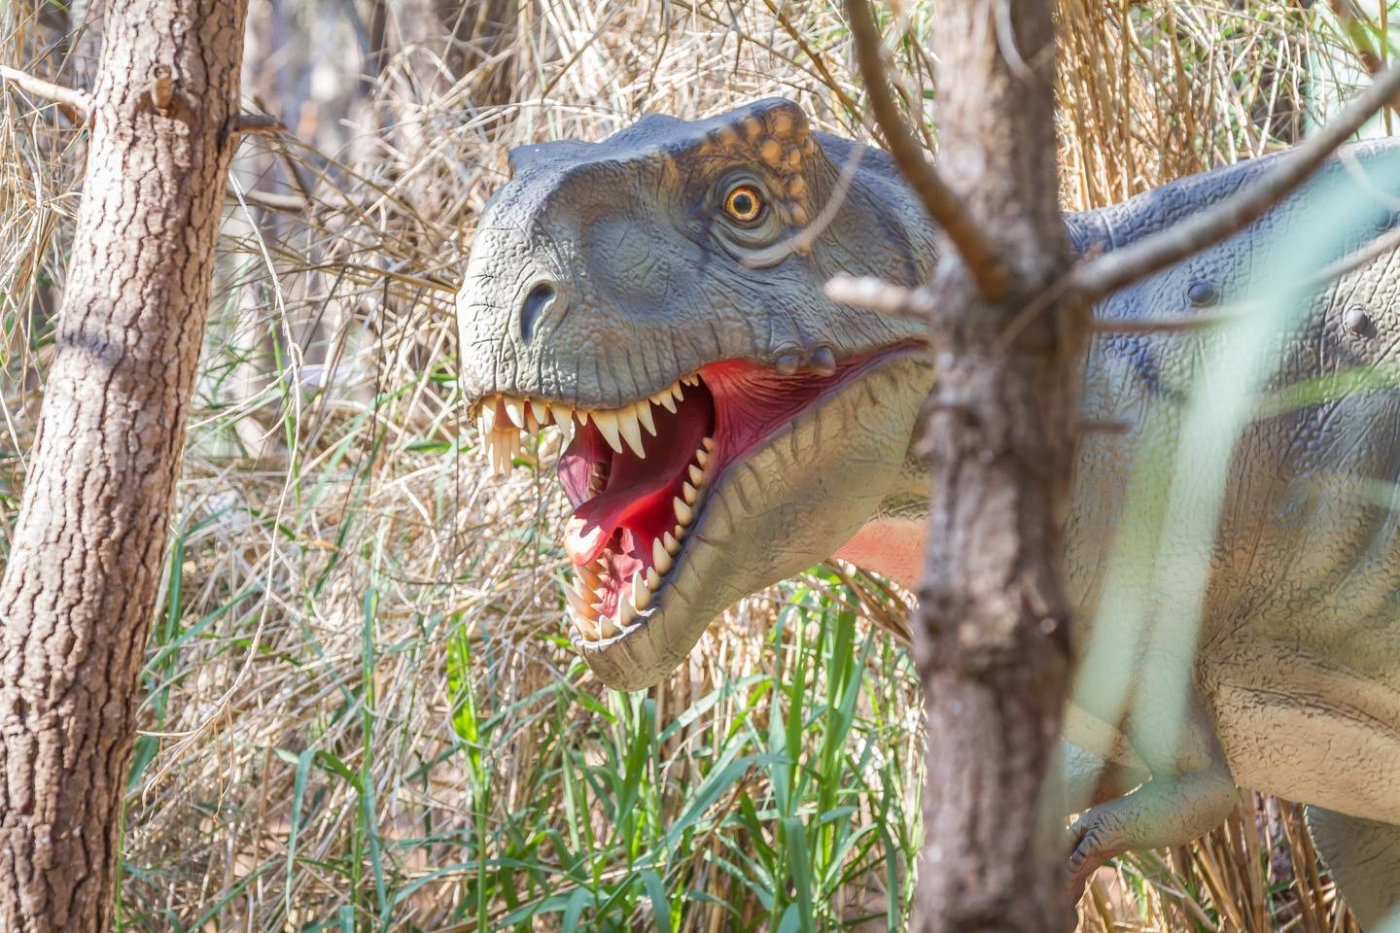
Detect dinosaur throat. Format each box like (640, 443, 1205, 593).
(477, 350, 905, 644)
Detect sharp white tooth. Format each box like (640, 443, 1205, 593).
(664, 531, 681, 555)
(592, 410, 625, 453)
(579, 564, 600, 588)
(682, 481, 698, 505)
(477, 421, 492, 461)
(564, 583, 593, 619)
(646, 566, 661, 590)
(575, 409, 591, 427)
(673, 496, 692, 525)
(618, 406, 647, 458)
(671, 382, 685, 403)
(631, 574, 650, 611)
(695, 448, 709, 468)
(682, 374, 699, 386)
(616, 597, 637, 627)
(701, 436, 715, 452)
(576, 611, 602, 640)
(558, 418, 576, 448)
(598, 613, 621, 638)
(529, 399, 551, 425)
(636, 400, 657, 436)
(502, 396, 525, 428)
(477, 403, 497, 445)
(688, 464, 704, 486)
(490, 429, 516, 477)
(524, 408, 540, 433)
(655, 387, 678, 414)
(652, 539, 672, 574)
(501, 431, 521, 474)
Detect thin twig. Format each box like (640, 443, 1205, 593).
(837, 222, 1400, 338)
(1071, 61, 1400, 304)
(1090, 310, 1239, 334)
(744, 144, 866, 267)
(1303, 220, 1400, 288)
(845, 0, 1009, 303)
(759, 0, 862, 118)
(0, 65, 91, 120)
(226, 186, 306, 213)
(230, 113, 286, 136)
(824, 275, 936, 319)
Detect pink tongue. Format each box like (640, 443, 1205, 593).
(559, 391, 714, 566)
(565, 477, 673, 565)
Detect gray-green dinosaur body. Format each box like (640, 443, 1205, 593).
(457, 99, 1400, 926)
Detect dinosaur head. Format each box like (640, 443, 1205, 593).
(458, 99, 936, 689)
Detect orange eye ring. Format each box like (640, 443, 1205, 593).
(723, 185, 764, 222)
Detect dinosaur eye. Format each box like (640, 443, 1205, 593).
(723, 184, 764, 223)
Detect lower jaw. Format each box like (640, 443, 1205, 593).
(567, 353, 933, 690)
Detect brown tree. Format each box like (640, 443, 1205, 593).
(840, 2, 1400, 931)
(887, 3, 1081, 930)
(0, 0, 248, 928)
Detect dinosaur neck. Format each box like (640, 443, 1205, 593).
(832, 453, 931, 589)
(833, 513, 926, 589)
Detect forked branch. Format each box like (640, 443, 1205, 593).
(1072, 62, 1400, 304)
(0, 65, 91, 121)
(846, 0, 1010, 303)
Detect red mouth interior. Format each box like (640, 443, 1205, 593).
(557, 355, 897, 619)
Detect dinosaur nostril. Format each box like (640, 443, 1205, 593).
(520, 281, 557, 343)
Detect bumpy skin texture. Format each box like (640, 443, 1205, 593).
(458, 100, 1400, 926)
(460, 101, 937, 687)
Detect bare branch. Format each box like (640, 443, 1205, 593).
(229, 112, 286, 135)
(744, 143, 865, 267)
(824, 274, 936, 319)
(830, 273, 1239, 334)
(226, 185, 305, 212)
(1303, 214, 1400, 287)
(759, 0, 863, 118)
(1090, 310, 1239, 334)
(0, 65, 91, 121)
(1076, 419, 1134, 435)
(1071, 62, 1400, 304)
(846, 0, 1010, 303)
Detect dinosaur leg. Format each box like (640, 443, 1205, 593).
(1305, 807, 1400, 931)
(1065, 693, 1238, 900)
(1065, 764, 1238, 895)
(1059, 739, 1150, 809)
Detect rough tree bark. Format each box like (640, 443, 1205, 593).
(0, 0, 247, 928)
(911, 3, 1080, 931)
(839, 3, 1400, 929)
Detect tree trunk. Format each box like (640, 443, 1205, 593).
(913, 2, 1081, 931)
(0, 0, 246, 927)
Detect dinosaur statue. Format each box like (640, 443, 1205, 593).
(456, 98, 1400, 927)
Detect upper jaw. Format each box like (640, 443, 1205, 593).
(470, 373, 704, 478)
(467, 344, 933, 690)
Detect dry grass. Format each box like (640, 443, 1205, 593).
(0, 0, 1391, 930)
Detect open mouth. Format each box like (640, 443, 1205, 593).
(474, 348, 912, 645)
